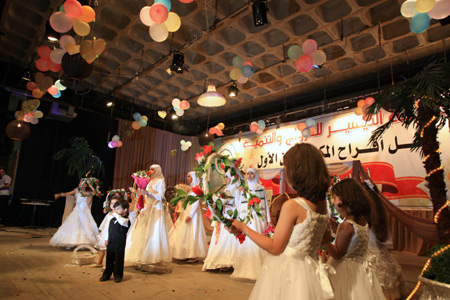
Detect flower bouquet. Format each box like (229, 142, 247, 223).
(131, 170, 152, 210)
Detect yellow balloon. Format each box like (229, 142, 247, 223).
(78, 6, 96, 23)
(230, 68, 242, 81)
(354, 107, 363, 116)
(217, 123, 225, 130)
(416, 0, 436, 13)
(165, 12, 181, 32)
(73, 19, 91, 37)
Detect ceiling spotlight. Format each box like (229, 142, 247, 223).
(170, 52, 185, 74)
(166, 67, 172, 76)
(252, 0, 268, 27)
(228, 82, 239, 97)
(106, 101, 114, 107)
(47, 35, 58, 42)
(171, 113, 178, 120)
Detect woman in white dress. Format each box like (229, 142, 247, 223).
(50, 179, 99, 248)
(227, 143, 333, 299)
(169, 171, 207, 262)
(231, 168, 270, 281)
(202, 171, 239, 271)
(125, 165, 172, 272)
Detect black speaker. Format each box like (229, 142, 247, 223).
(252, 1, 268, 27)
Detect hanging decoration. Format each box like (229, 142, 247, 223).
(401, 0, 450, 34)
(36, 45, 62, 73)
(49, 0, 96, 37)
(5, 120, 31, 141)
(180, 140, 192, 151)
(172, 98, 190, 117)
(250, 120, 265, 135)
(14, 99, 44, 125)
(197, 85, 226, 107)
(296, 118, 316, 138)
(108, 135, 123, 148)
(139, 1, 181, 43)
(354, 96, 375, 121)
(131, 112, 148, 130)
(288, 39, 326, 73)
(158, 110, 167, 119)
(170, 149, 177, 158)
(209, 122, 225, 136)
(229, 56, 254, 84)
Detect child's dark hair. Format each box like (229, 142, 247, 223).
(110, 194, 124, 202)
(331, 178, 371, 220)
(363, 181, 389, 242)
(113, 200, 129, 210)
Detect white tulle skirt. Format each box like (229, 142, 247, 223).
(95, 213, 113, 250)
(202, 221, 237, 270)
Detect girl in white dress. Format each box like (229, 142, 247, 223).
(228, 143, 333, 299)
(202, 171, 239, 271)
(323, 178, 384, 300)
(169, 171, 207, 262)
(231, 168, 270, 281)
(125, 165, 172, 272)
(50, 179, 99, 248)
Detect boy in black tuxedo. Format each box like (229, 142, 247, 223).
(99, 200, 130, 283)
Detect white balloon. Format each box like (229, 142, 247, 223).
(50, 48, 66, 64)
(172, 98, 180, 108)
(176, 108, 184, 116)
(401, 0, 418, 18)
(140, 6, 155, 26)
(149, 23, 168, 42)
(55, 79, 67, 91)
(311, 50, 326, 66)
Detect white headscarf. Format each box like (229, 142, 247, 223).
(225, 170, 240, 194)
(150, 164, 164, 183)
(188, 171, 200, 188)
(246, 168, 260, 190)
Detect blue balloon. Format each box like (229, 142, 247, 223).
(133, 112, 141, 121)
(139, 119, 147, 127)
(52, 90, 61, 98)
(257, 120, 265, 130)
(302, 128, 311, 138)
(410, 13, 430, 34)
(155, 0, 171, 11)
(241, 65, 254, 77)
(305, 118, 315, 128)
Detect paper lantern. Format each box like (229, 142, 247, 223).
(5, 120, 31, 140)
(241, 65, 254, 77)
(60, 35, 76, 50)
(232, 56, 244, 68)
(73, 19, 91, 37)
(311, 50, 326, 66)
(48, 85, 59, 95)
(302, 128, 311, 138)
(78, 5, 96, 23)
(132, 121, 141, 130)
(237, 76, 248, 84)
(140, 6, 154, 26)
(36, 58, 50, 72)
(296, 55, 313, 72)
(26, 81, 37, 91)
(149, 23, 169, 42)
(287, 44, 303, 60)
(365, 97, 375, 106)
(180, 100, 190, 110)
(64, 0, 83, 18)
(416, 0, 436, 13)
(165, 12, 181, 32)
(296, 123, 306, 131)
(61, 53, 93, 79)
(410, 13, 431, 33)
(38, 46, 51, 58)
(197, 85, 226, 107)
(50, 49, 66, 64)
(305, 118, 315, 128)
(230, 68, 242, 80)
(428, 0, 450, 19)
(150, 4, 169, 23)
(302, 39, 317, 55)
(155, 0, 171, 11)
(49, 12, 73, 33)
(401, 0, 419, 17)
(199, 131, 214, 146)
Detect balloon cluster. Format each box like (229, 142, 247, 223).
(250, 120, 265, 135)
(26, 73, 67, 99)
(36, 46, 62, 73)
(172, 98, 190, 117)
(131, 113, 148, 130)
(140, 1, 181, 43)
(180, 140, 192, 151)
(49, 0, 96, 36)
(401, 0, 450, 33)
(296, 118, 316, 138)
(229, 56, 254, 84)
(15, 99, 44, 125)
(288, 39, 326, 73)
(209, 123, 225, 136)
(108, 135, 123, 148)
(354, 97, 375, 121)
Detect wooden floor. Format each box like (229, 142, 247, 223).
(0, 227, 427, 300)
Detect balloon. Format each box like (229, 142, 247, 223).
(365, 97, 375, 106)
(296, 55, 313, 72)
(354, 107, 363, 116)
(230, 68, 242, 80)
(23, 115, 33, 123)
(26, 82, 37, 91)
(140, 6, 155, 26)
(357, 99, 366, 107)
(232, 56, 244, 68)
(32, 88, 44, 98)
(287, 44, 303, 60)
(139, 118, 147, 127)
(237, 76, 248, 84)
(155, 0, 171, 11)
(52, 90, 62, 98)
(311, 50, 326, 66)
(55, 80, 67, 91)
(410, 13, 431, 33)
(416, 0, 436, 13)
(362, 104, 370, 115)
(216, 129, 223, 136)
(38, 46, 52, 58)
(36, 58, 50, 72)
(112, 135, 120, 142)
(305, 118, 315, 128)
(250, 123, 258, 132)
(116, 141, 123, 147)
(133, 112, 141, 121)
(296, 123, 306, 131)
(60, 35, 76, 50)
(165, 12, 181, 32)
(111, 140, 118, 147)
(150, 4, 169, 23)
(35, 111, 44, 118)
(140, 115, 148, 121)
(302, 39, 317, 55)
(108, 141, 114, 148)
(30, 117, 39, 125)
(64, 0, 83, 19)
(149, 23, 169, 42)
(73, 18, 91, 36)
(428, 0, 450, 19)
(302, 128, 311, 138)
(59, 4, 66, 12)
(132, 121, 141, 130)
(48, 85, 59, 95)
(244, 61, 253, 67)
(180, 100, 190, 110)
(172, 98, 180, 107)
(15, 111, 24, 120)
(257, 120, 265, 130)
(48, 60, 62, 73)
(401, 0, 419, 17)
(176, 108, 184, 116)
(217, 122, 225, 130)
(256, 129, 263, 135)
(179, 0, 194, 2)
(50, 49, 66, 64)
(78, 5, 96, 23)
(209, 127, 217, 134)
(241, 65, 254, 77)
(49, 12, 73, 33)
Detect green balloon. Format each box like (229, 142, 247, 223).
(232, 56, 244, 68)
(59, 4, 65, 13)
(287, 44, 303, 60)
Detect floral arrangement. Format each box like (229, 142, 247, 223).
(103, 188, 131, 213)
(77, 177, 102, 197)
(131, 170, 153, 211)
(264, 226, 275, 239)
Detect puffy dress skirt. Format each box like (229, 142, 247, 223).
(95, 213, 113, 250)
(202, 221, 237, 270)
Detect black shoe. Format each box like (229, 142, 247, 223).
(114, 277, 122, 283)
(99, 276, 110, 282)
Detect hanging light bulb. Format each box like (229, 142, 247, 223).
(198, 85, 226, 107)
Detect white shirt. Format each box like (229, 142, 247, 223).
(0, 174, 11, 196)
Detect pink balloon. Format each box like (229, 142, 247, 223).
(296, 55, 313, 72)
(209, 127, 217, 134)
(64, 0, 83, 19)
(180, 100, 190, 110)
(48, 86, 59, 95)
(256, 129, 263, 135)
(302, 39, 317, 55)
(48, 60, 62, 73)
(49, 12, 73, 33)
(428, 0, 450, 19)
(37, 46, 51, 59)
(150, 4, 169, 23)
(26, 81, 37, 91)
(111, 141, 118, 147)
(365, 97, 375, 106)
(60, 35, 76, 50)
(250, 123, 258, 132)
(362, 104, 369, 115)
(216, 129, 223, 136)
(36, 58, 50, 72)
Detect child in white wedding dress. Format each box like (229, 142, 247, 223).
(228, 143, 333, 300)
(50, 179, 99, 248)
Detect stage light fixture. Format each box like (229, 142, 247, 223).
(47, 35, 58, 42)
(106, 101, 113, 107)
(228, 82, 239, 97)
(252, 0, 268, 27)
(170, 52, 185, 74)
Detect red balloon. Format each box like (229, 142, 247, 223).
(26, 81, 37, 91)
(150, 4, 169, 23)
(48, 60, 62, 73)
(37, 46, 52, 59)
(36, 58, 50, 72)
(48, 86, 59, 95)
(296, 55, 313, 73)
(179, 0, 194, 2)
(64, 0, 83, 19)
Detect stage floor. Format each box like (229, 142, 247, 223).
(0, 227, 426, 299)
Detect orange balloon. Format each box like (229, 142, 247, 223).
(357, 99, 366, 107)
(32, 88, 44, 98)
(132, 121, 141, 130)
(78, 5, 96, 23)
(116, 140, 123, 147)
(310, 127, 316, 135)
(296, 123, 306, 131)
